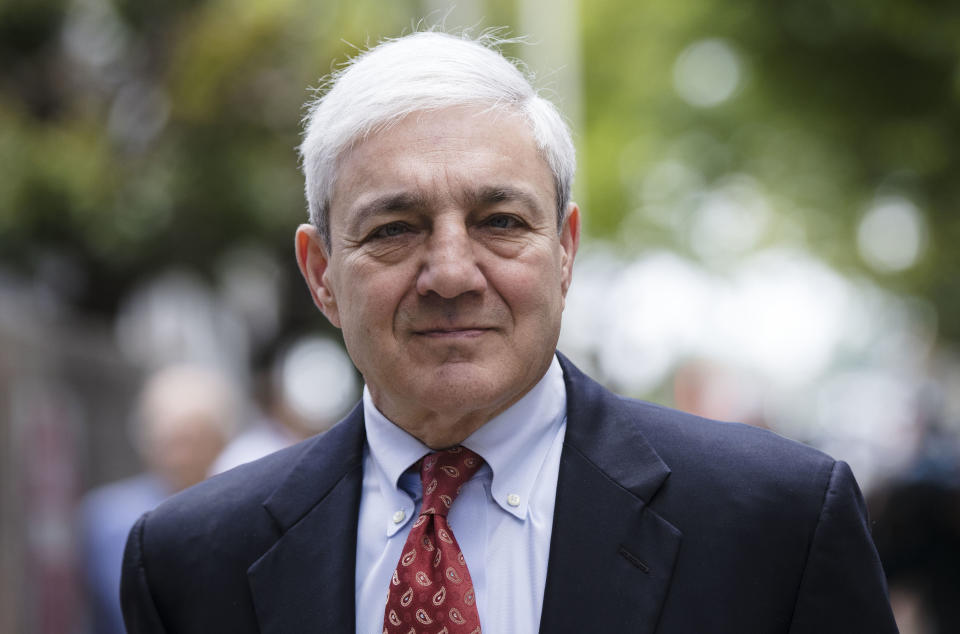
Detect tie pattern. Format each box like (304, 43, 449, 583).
(383, 447, 484, 634)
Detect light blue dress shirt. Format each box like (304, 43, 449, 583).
(355, 355, 568, 633)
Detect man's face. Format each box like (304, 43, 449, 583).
(296, 106, 579, 448)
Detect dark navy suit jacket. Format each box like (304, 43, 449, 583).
(121, 355, 898, 632)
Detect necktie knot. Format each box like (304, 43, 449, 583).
(419, 447, 483, 518)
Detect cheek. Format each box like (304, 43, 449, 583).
(494, 256, 565, 314)
(339, 268, 409, 339)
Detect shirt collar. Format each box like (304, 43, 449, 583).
(461, 356, 566, 519)
(363, 355, 567, 522)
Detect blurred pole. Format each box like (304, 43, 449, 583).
(518, 0, 584, 205)
(517, 0, 582, 133)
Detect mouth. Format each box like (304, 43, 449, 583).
(413, 327, 495, 338)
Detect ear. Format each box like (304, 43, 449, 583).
(559, 203, 581, 298)
(294, 224, 342, 328)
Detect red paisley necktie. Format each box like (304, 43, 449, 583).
(383, 446, 484, 634)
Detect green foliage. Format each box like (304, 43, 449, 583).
(581, 0, 960, 339)
(1, 0, 958, 341)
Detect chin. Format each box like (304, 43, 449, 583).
(424, 368, 527, 413)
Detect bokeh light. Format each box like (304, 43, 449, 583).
(673, 38, 743, 108)
(857, 195, 928, 274)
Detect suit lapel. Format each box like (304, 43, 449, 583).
(540, 356, 682, 632)
(247, 404, 366, 633)
(245, 356, 680, 631)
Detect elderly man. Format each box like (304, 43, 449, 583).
(121, 31, 897, 633)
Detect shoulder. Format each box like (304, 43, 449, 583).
(121, 408, 366, 629)
(620, 396, 835, 494)
(558, 352, 837, 505)
(138, 407, 364, 554)
(140, 438, 315, 548)
(627, 394, 829, 468)
(120, 438, 318, 627)
(564, 367, 854, 574)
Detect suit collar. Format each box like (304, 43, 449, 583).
(245, 355, 682, 631)
(259, 401, 366, 532)
(248, 403, 366, 632)
(540, 353, 681, 632)
(557, 353, 672, 503)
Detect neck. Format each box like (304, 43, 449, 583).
(388, 408, 496, 450)
(366, 358, 555, 449)
(369, 390, 522, 450)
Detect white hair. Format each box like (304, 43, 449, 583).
(299, 30, 576, 249)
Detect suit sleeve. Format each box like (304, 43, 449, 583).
(788, 461, 899, 634)
(120, 513, 169, 634)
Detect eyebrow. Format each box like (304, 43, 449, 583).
(466, 185, 542, 214)
(346, 192, 428, 234)
(344, 184, 545, 235)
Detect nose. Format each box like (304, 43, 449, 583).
(415, 220, 487, 298)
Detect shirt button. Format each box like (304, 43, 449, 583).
(392, 510, 406, 524)
(507, 494, 521, 507)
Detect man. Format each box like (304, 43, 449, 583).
(81, 364, 235, 634)
(121, 31, 898, 633)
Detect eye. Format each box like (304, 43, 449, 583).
(370, 221, 411, 239)
(484, 214, 523, 230)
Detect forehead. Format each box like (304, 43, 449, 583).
(328, 107, 555, 224)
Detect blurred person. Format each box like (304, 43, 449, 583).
(121, 30, 896, 632)
(672, 357, 767, 428)
(210, 336, 358, 474)
(870, 421, 960, 634)
(79, 365, 236, 634)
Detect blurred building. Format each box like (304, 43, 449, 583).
(1, 280, 140, 634)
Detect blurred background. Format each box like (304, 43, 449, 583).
(1, 0, 958, 632)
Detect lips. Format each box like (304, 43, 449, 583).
(414, 327, 493, 337)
